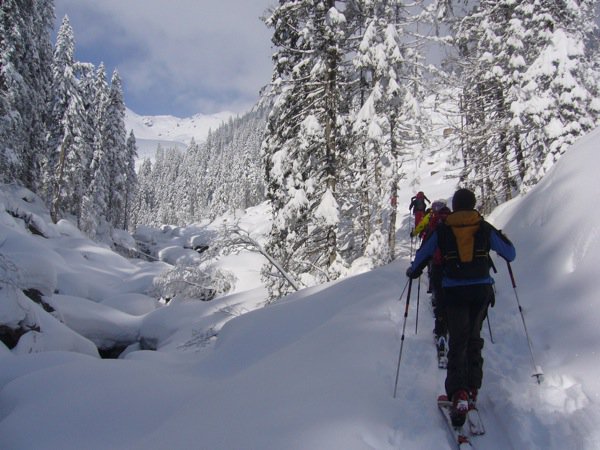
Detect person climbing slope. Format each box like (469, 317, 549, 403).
(420, 202, 452, 367)
(411, 207, 431, 240)
(408, 191, 430, 229)
(405, 188, 515, 427)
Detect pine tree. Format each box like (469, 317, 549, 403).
(53, 86, 91, 224)
(81, 64, 110, 237)
(0, 0, 23, 181)
(75, 62, 100, 192)
(130, 158, 154, 227)
(347, 0, 428, 264)
(515, 0, 600, 187)
(262, 0, 351, 298)
(155, 146, 182, 225)
(439, 0, 600, 210)
(123, 130, 138, 230)
(1, 0, 53, 189)
(47, 15, 82, 222)
(103, 70, 128, 227)
(24, 0, 54, 190)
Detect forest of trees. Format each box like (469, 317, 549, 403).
(1, 2, 136, 240)
(131, 108, 268, 227)
(2, 0, 599, 300)
(259, 0, 599, 299)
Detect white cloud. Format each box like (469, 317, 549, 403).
(54, 0, 275, 116)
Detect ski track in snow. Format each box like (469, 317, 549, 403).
(378, 275, 517, 450)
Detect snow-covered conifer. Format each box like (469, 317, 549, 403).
(443, 0, 600, 210)
(347, 0, 429, 263)
(0, 0, 53, 189)
(123, 130, 138, 230)
(47, 15, 86, 222)
(262, 0, 351, 298)
(102, 70, 128, 227)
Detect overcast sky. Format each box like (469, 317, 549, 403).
(54, 0, 276, 118)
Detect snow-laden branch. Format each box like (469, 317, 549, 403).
(150, 265, 234, 302)
(218, 224, 300, 292)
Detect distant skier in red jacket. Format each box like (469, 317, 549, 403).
(409, 191, 431, 229)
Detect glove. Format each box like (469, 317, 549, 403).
(497, 229, 514, 246)
(406, 267, 421, 279)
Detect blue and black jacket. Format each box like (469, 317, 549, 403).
(409, 210, 516, 288)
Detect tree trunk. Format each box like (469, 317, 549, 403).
(50, 140, 68, 224)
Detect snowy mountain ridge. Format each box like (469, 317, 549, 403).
(125, 107, 236, 162)
(125, 107, 234, 144)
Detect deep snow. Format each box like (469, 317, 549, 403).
(1, 126, 600, 449)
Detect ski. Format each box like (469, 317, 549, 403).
(467, 404, 485, 436)
(438, 397, 473, 449)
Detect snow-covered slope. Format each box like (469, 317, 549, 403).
(487, 126, 600, 447)
(125, 107, 235, 162)
(1, 126, 600, 448)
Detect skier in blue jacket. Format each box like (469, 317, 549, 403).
(406, 188, 516, 427)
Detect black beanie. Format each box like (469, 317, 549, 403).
(452, 188, 476, 211)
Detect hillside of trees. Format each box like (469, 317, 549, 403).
(1, 5, 136, 240)
(2, 0, 599, 300)
(131, 107, 268, 228)
(257, 0, 599, 299)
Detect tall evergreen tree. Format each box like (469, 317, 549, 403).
(81, 64, 110, 237)
(130, 158, 154, 227)
(1, 0, 53, 189)
(123, 130, 138, 230)
(437, 0, 600, 210)
(47, 15, 81, 222)
(515, 0, 600, 187)
(347, 0, 429, 264)
(102, 70, 128, 227)
(52, 83, 91, 224)
(260, 0, 433, 297)
(75, 62, 100, 192)
(262, 0, 351, 298)
(0, 0, 23, 181)
(25, 0, 54, 190)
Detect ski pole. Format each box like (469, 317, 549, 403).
(506, 261, 544, 384)
(487, 283, 496, 344)
(393, 278, 413, 398)
(486, 315, 494, 344)
(415, 275, 421, 334)
(398, 278, 409, 302)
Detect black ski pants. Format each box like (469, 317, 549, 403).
(444, 284, 494, 399)
(430, 264, 447, 338)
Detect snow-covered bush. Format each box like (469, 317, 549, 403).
(0, 229, 58, 296)
(150, 265, 235, 302)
